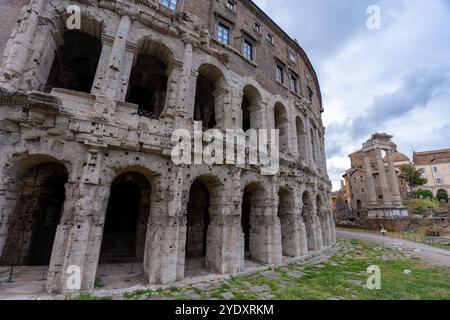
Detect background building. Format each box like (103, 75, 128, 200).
(413, 149, 450, 200)
(340, 134, 409, 230)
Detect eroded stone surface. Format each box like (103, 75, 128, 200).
(0, 0, 335, 294)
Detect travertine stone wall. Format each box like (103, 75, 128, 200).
(0, 0, 336, 293)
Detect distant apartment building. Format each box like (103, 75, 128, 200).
(413, 149, 450, 199)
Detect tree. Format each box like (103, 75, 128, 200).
(436, 190, 449, 202)
(415, 189, 433, 200)
(400, 164, 427, 192)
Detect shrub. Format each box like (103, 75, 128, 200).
(415, 189, 433, 200)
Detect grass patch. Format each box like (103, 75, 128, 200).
(403, 199, 439, 213)
(88, 239, 450, 300)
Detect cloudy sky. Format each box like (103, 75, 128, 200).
(253, 0, 450, 190)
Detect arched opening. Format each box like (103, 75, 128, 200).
(241, 182, 265, 264)
(185, 179, 211, 272)
(274, 103, 289, 154)
(126, 41, 173, 119)
(194, 64, 226, 131)
(278, 188, 296, 257)
(46, 30, 102, 93)
(301, 191, 315, 251)
(241, 85, 262, 131)
(99, 172, 151, 264)
(437, 189, 449, 202)
(126, 55, 168, 119)
(296, 117, 307, 161)
(0, 163, 68, 266)
(310, 127, 319, 166)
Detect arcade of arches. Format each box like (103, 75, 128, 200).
(0, 2, 334, 295)
(0, 157, 335, 292)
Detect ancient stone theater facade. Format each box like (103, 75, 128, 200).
(0, 0, 335, 293)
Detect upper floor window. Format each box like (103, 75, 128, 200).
(290, 75, 298, 93)
(243, 39, 254, 61)
(161, 0, 177, 10)
(433, 166, 438, 173)
(418, 167, 426, 174)
(225, 0, 236, 12)
(289, 51, 297, 64)
(267, 33, 274, 45)
(436, 178, 444, 185)
(308, 86, 314, 101)
(276, 64, 284, 83)
(217, 23, 230, 45)
(254, 22, 262, 34)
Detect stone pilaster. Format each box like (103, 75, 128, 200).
(100, 15, 132, 99)
(1, 0, 48, 91)
(305, 119, 314, 166)
(174, 41, 194, 118)
(46, 181, 110, 293)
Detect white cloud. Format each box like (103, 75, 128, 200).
(254, 0, 450, 190)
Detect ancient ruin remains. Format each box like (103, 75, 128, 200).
(0, 0, 335, 293)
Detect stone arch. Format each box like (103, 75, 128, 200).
(44, 12, 105, 94)
(194, 64, 228, 130)
(181, 173, 225, 276)
(274, 102, 290, 154)
(184, 175, 221, 272)
(296, 116, 308, 161)
(241, 84, 263, 131)
(240, 180, 282, 266)
(0, 160, 69, 267)
(99, 172, 152, 263)
(126, 39, 174, 119)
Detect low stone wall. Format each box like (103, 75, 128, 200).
(364, 218, 410, 232)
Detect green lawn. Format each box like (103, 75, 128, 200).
(74, 239, 450, 301)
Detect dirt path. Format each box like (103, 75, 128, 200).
(337, 229, 450, 267)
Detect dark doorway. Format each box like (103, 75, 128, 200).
(185, 180, 210, 270)
(100, 173, 151, 264)
(126, 54, 168, 119)
(241, 190, 252, 258)
(0, 163, 68, 266)
(241, 95, 251, 132)
(46, 31, 102, 93)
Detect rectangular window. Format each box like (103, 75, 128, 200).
(225, 0, 236, 12)
(276, 65, 284, 83)
(267, 34, 274, 45)
(418, 168, 426, 174)
(243, 39, 253, 60)
(254, 22, 261, 34)
(436, 178, 444, 185)
(290, 75, 298, 93)
(161, 0, 177, 10)
(289, 51, 297, 63)
(433, 166, 438, 173)
(217, 23, 230, 45)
